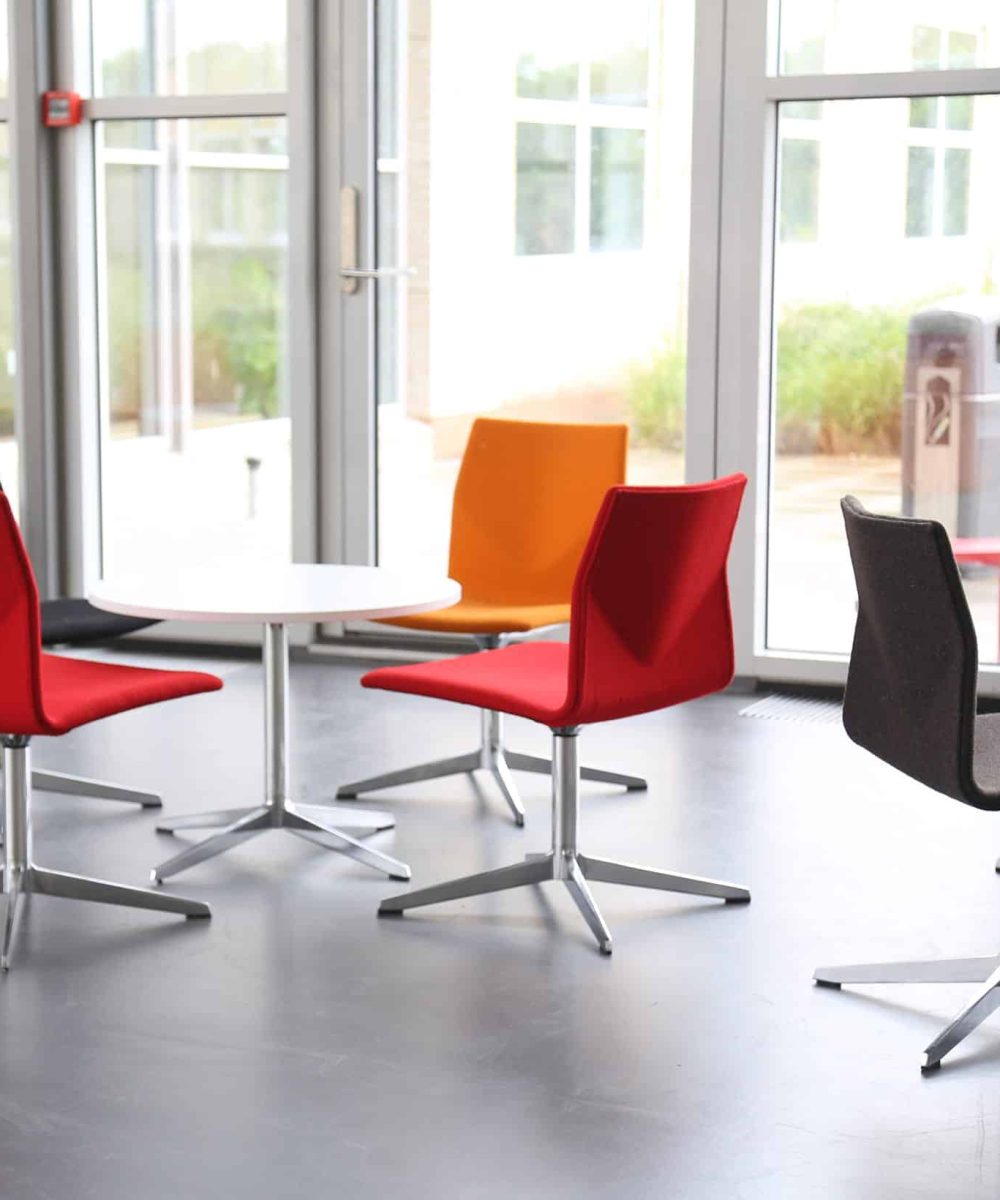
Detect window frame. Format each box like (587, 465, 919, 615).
(717, 0, 1000, 689)
(512, 2, 659, 260)
(46, 0, 319, 647)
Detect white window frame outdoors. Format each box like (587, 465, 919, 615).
(716, 0, 1000, 690)
(512, 6, 660, 262)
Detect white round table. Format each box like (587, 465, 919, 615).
(89, 565, 460, 885)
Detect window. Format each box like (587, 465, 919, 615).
(778, 37, 823, 242)
(515, 123, 576, 255)
(514, 0, 651, 256)
(905, 28, 976, 238)
(779, 136, 820, 243)
(590, 128, 645, 251)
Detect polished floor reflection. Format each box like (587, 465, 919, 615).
(1, 649, 999, 1197)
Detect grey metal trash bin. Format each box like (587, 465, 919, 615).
(902, 296, 1000, 536)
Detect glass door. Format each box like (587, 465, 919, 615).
(87, 2, 292, 576)
(368, 0, 696, 587)
(0, 9, 13, 518)
(718, 0, 1000, 687)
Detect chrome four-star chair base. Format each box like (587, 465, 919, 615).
(152, 623, 410, 884)
(338, 636, 648, 827)
(0, 768, 160, 848)
(0, 738, 209, 971)
(814, 954, 1000, 1072)
(378, 728, 749, 954)
(31, 769, 160, 808)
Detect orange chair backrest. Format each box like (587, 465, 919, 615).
(449, 418, 628, 606)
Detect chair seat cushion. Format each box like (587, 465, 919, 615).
(362, 641, 571, 726)
(379, 599, 570, 636)
(36, 653, 222, 736)
(41, 598, 159, 647)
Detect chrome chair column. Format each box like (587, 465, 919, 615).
(153, 623, 411, 883)
(0, 736, 209, 971)
(338, 634, 647, 824)
(379, 728, 749, 954)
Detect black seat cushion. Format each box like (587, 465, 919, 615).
(40, 598, 159, 647)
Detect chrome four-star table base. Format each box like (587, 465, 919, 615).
(152, 623, 411, 884)
(379, 727, 749, 953)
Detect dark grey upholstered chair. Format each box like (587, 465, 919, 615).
(0, 479, 162, 811)
(814, 495, 1000, 1071)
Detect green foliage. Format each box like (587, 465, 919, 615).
(775, 303, 911, 454)
(193, 254, 281, 420)
(628, 303, 915, 455)
(627, 339, 686, 451)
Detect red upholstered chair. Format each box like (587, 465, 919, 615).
(373, 476, 750, 953)
(0, 494, 223, 969)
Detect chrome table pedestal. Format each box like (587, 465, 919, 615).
(152, 624, 410, 884)
(815, 953, 1000, 1071)
(379, 727, 748, 953)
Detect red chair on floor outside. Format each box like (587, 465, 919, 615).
(0, 493, 223, 969)
(371, 475, 750, 953)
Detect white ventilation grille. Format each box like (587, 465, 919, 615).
(739, 694, 843, 724)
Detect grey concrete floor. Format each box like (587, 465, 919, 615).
(2, 649, 1000, 1198)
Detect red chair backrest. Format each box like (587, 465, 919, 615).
(0, 493, 49, 734)
(561, 476, 747, 725)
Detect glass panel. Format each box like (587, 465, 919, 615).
(768, 97, 1000, 662)
(779, 3, 997, 73)
(515, 0, 579, 101)
(906, 147, 935, 238)
(0, 126, 14, 517)
(590, 0, 650, 107)
(779, 138, 819, 243)
(949, 31, 979, 69)
(0, 4, 8, 99)
(945, 94, 974, 131)
(515, 123, 576, 256)
(913, 25, 942, 71)
(590, 128, 645, 250)
(93, 0, 286, 97)
(909, 97, 937, 129)
(97, 118, 289, 574)
(943, 147, 971, 235)
(374, 0, 692, 580)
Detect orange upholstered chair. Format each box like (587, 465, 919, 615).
(337, 417, 647, 824)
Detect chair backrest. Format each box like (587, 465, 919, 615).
(0, 492, 49, 735)
(448, 417, 627, 605)
(559, 476, 746, 726)
(839, 495, 991, 807)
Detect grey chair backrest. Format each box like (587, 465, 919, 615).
(841, 494, 998, 810)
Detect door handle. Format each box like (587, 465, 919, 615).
(339, 185, 416, 293)
(340, 266, 417, 280)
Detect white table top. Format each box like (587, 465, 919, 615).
(89, 563, 461, 624)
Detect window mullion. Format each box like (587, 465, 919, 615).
(576, 61, 591, 255)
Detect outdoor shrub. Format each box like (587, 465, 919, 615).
(627, 302, 914, 455)
(775, 303, 910, 454)
(627, 339, 686, 450)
